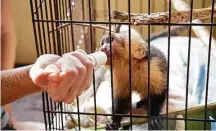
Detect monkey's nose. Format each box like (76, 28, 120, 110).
(101, 47, 109, 52)
(100, 46, 110, 56)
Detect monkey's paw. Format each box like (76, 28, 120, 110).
(148, 116, 163, 130)
(105, 122, 119, 130)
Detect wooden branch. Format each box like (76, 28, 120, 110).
(171, 0, 216, 59)
(85, 102, 216, 130)
(49, 23, 116, 33)
(111, 7, 216, 25)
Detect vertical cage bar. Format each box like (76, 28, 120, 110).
(81, 0, 87, 52)
(68, 0, 81, 130)
(53, 0, 62, 55)
(29, 0, 47, 130)
(139, 0, 143, 34)
(152, 0, 155, 33)
(202, 0, 205, 8)
(204, 0, 215, 129)
(128, 0, 132, 129)
(104, 0, 107, 21)
(87, 0, 97, 129)
(53, 0, 64, 129)
(68, 0, 75, 52)
(62, 0, 67, 54)
(76, 98, 81, 130)
(49, 0, 59, 129)
(107, 0, 115, 128)
(39, 0, 48, 54)
(65, 0, 69, 53)
(185, 0, 194, 129)
(147, 0, 151, 129)
(166, 0, 172, 129)
(49, 0, 58, 54)
(164, 0, 168, 29)
(59, 0, 65, 54)
(38, 0, 52, 129)
(44, 0, 52, 54)
(34, 0, 44, 55)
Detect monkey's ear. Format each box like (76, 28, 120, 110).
(132, 43, 147, 59)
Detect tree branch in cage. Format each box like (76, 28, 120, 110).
(111, 7, 216, 25)
(85, 102, 216, 130)
(49, 23, 116, 33)
(171, 0, 216, 59)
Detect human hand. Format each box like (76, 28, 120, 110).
(29, 49, 94, 104)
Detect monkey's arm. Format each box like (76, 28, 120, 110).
(1, 65, 41, 106)
(106, 96, 131, 130)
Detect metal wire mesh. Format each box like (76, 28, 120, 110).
(29, 0, 216, 130)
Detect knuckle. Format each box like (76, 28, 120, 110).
(63, 97, 74, 104)
(86, 80, 92, 89)
(76, 49, 87, 55)
(62, 53, 70, 57)
(67, 68, 79, 77)
(77, 65, 86, 74)
(85, 61, 95, 69)
(52, 95, 62, 102)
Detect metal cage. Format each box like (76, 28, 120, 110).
(30, 0, 216, 130)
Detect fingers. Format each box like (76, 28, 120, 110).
(49, 68, 78, 102)
(29, 64, 49, 87)
(49, 56, 80, 102)
(30, 54, 61, 88)
(64, 50, 94, 91)
(61, 50, 94, 103)
(30, 50, 95, 104)
(35, 54, 61, 68)
(64, 56, 87, 103)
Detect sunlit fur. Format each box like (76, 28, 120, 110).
(101, 25, 167, 99)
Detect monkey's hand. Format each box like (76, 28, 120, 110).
(106, 121, 120, 130)
(148, 116, 163, 130)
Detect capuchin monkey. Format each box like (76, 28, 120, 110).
(98, 25, 168, 130)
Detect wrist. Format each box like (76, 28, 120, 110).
(20, 65, 42, 93)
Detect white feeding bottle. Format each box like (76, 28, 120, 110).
(45, 51, 107, 73)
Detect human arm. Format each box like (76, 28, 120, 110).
(1, 50, 95, 106)
(1, 65, 41, 106)
(1, 0, 17, 122)
(1, 0, 17, 70)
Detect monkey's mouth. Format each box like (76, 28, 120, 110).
(100, 50, 112, 65)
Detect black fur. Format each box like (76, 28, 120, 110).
(137, 90, 167, 130)
(106, 97, 130, 130)
(149, 45, 168, 76)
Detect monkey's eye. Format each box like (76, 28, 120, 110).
(100, 39, 105, 45)
(110, 37, 114, 43)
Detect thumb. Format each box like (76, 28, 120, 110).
(29, 64, 49, 87)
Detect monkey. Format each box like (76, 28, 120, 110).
(97, 25, 168, 130)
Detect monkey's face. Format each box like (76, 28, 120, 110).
(99, 33, 128, 65)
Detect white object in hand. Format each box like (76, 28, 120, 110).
(44, 64, 60, 73)
(87, 51, 107, 67)
(45, 51, 107, 73)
